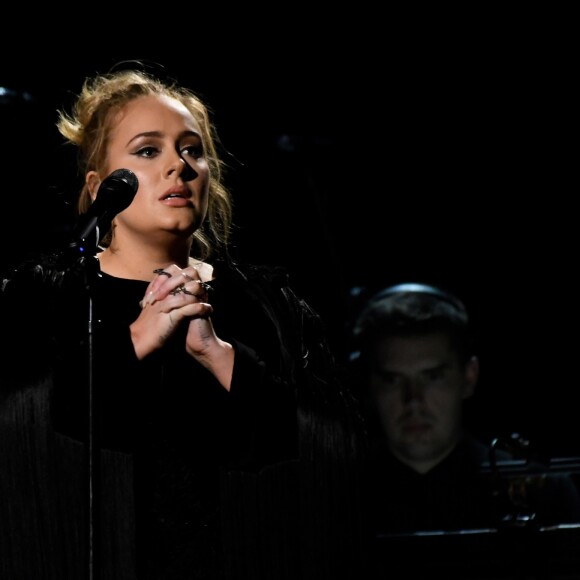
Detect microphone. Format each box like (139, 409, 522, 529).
(69, 168, 139, 254)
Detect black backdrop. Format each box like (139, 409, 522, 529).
(1, 38, 577, 458)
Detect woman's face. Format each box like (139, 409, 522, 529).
(90, 94, 210, 246)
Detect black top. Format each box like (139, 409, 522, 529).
(364, 433, 580, 578)
(0, 254, 365, 580)
(366, 432, 580, 536)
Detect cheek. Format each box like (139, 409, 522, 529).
(124, 189, 146, 212)
(428, 387, 462, 413)
(373, 389, 402, 418)
(199, 168, 211, 193)
(200, 179, 210, 202)
(114, 190, 148, 224)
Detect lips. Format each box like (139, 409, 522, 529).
(402, 423, 431, 435)
(399, 416, 432, 434)
(160, 186, 191, 200)
(159, 186, 193, 207)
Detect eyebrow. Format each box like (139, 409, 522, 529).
(419, 362, 450, 374)
(380, 362, 450, 375)
(126, 130, 201, 147)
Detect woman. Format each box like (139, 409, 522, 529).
(0, 68, 365, 579)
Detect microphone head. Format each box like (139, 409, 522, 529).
(70, 168, 140, 252)
(97, 168, 139, 214)
(109, 168, 139, 191)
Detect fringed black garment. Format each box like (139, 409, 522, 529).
(0, 253, 366, 580)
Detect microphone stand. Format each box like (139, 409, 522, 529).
(67, 236, 102, 580)
(86, 252, 101, 580)
(65, 168, 138, 578)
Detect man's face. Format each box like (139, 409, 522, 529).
(369, 331, 478, 473)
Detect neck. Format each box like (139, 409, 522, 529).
(392, 438, 459, 475)
(98, 236, 194, 282)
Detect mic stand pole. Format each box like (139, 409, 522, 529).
(86, 252, 101, 580)
(64, 169, 137, 578)
(68, 240, 102, 580)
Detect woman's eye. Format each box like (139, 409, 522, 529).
(181, 145, 204, 159)
(135, 146, 158, 158)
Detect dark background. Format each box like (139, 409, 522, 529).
(1, 25, 577, 459)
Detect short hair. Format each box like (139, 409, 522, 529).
(351, 283, 474, 365)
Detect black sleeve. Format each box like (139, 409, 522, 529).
(226, 339, 298, 468)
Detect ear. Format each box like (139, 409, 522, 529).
(462, 355, 479, 400)
(86, 171, 101, 201)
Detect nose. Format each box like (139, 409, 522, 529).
(166, 153, 198, 182)
(402, 379, 425, 404)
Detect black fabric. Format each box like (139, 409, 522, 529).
(364, 433, 580, 578)
(367, 434, 508, 535)
(0, 254, 365, 580)
(366, 433, 580, 537)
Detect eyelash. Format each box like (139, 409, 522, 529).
(135, 145, 204, 159)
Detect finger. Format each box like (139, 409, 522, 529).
(153, 267, 193, 298)
(169, 280, 210, 301)
(167, 266, 208, 297)
(180, 264, 211, 285)
(167, 301, 213, 324)
(153, 268, 172, 278)
(179, 270, 195, 282)
(184, 279, 211, 297)
(148, 264, 210, 302)
(181, 301, 213, 319)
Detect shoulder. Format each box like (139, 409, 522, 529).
(456, 432, 513, 468)
(212, 259, 298, 304)
(213, 258, 328, 345)
(218, 259, 290, 286)
(2, 251, 61, 291)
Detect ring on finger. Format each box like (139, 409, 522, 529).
(170, 285, 187, 296)
(169, 280, 211, 297)
(170, 284, 203, 298)
(194, 280, 211, 292)
(153, 268, 172, 278)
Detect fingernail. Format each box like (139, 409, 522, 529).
(145, 291, 157, 305)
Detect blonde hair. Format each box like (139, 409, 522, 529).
(56, 68, 232, 260)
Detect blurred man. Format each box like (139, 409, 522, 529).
(351, 282, 580, 535)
